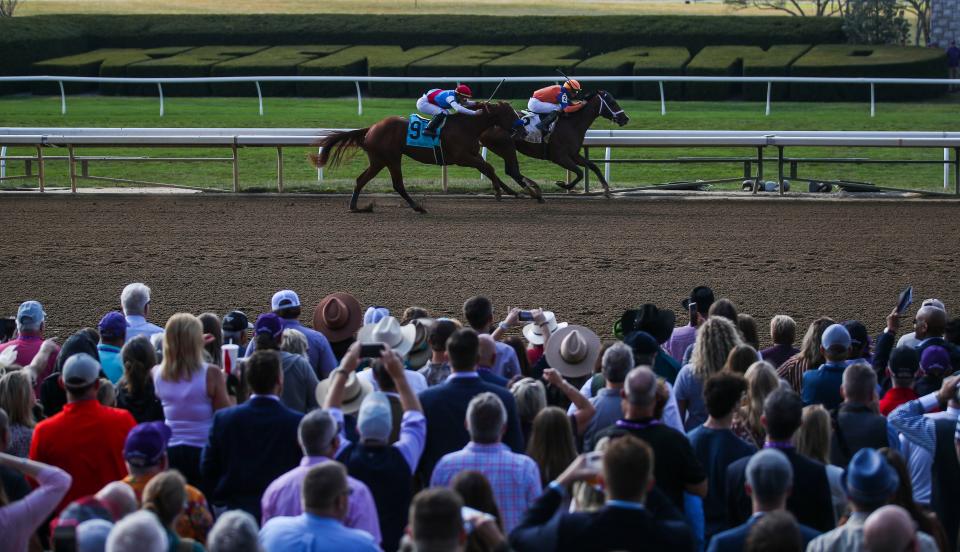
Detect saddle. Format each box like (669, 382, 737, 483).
(517, 111, 558, 144)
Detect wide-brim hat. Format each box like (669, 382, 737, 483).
(313, 292, 363, 343)
(357, 316, 417, 358)
(615, 304, 676, 344)
(522, 311, 568, 346)
(841, 448, 899, 505)
(315, 369, 374, 415)
(406, 318, 436, 369)
(544, 325, 601, 378)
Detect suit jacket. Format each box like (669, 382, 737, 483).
(417, 374, 523, 481)
(725, 448, 834, 533)
(201, 396, 303, 519)
(510, 486, 695, 552)
(707, 513, 820, 552)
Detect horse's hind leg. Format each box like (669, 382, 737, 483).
(458, 155, 518, 200)
(573, 152, 612, 198)
(553, 155, 585, 192)
(498, 148, 543, 203)
(350, 156, 385, 213)
(386, 162, 426, 214)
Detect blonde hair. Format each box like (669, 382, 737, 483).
(510, 377, 547, 425)
(795, 404, 831, 464)
(281, 328, 309, 358)
(799, 317, 835, 365)
(160, 313, 205, 382)
(97, 378, 117, 407)
(740, 361, 780, 441)
(770, 315, 797, 345)
(0, 371, 35, 428)
(691, 317, 744, 381)
(143, 470, 187, 529)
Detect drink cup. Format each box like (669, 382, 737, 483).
(221, 344, 239, 376)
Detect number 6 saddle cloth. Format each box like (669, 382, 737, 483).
(406, 114, 446, 165)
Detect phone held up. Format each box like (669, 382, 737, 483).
(517, 310, 535, 322)
(360, 343, 386, 358)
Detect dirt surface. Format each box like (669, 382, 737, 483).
(4, 193, 959, 345)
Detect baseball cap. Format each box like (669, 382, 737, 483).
(98, 311, 127, 339)
(922, 298, 946, 312)
(821, 324, 852, 350)
(222, 310, 253, 333)
(624, 331, 659, 357)
(62, 353, 101, 387)
(77, 519, 113, 552)
(889, 346, 919, 378)
(271, 290, 301, 311)
(681, 286, 715, 314)
(920, 346, 951, 374)
(16, 300, 46, 326)
(842, 320, 868, 347)
(123, 422, 172, 468)
(357, 392, 393, 442)
(254, 313, 284, 340)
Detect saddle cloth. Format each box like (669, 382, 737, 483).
(517, 111, 557, 144)
(406, 114, 444, 148)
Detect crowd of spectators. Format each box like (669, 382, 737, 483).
(1, 282, 960, 551)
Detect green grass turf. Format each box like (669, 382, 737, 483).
(1, 95, 959, 194)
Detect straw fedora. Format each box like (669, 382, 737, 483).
(313, 292, 363, 343)
(357, 316, 417, 357)
(315, 368, 373, 415)
(522, 311, 568, 346)
(406, 318, 436, 369)
(544, 325, 601, 378)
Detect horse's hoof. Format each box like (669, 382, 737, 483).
(603, 191, 612, 199)
(414, 206, 428, 214)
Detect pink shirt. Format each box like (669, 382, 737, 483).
(0, 465, 71, 551)
(0, 336, 59, 395)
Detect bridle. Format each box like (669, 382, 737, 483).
(596, 91, 625, 120)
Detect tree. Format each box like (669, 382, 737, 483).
(0, 0, 21, 17)
(899, 0, 931, 45)
(724, 0, 847, 17)
(843, 0, 910, 43)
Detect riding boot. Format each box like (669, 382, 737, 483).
(424, 113, 446, 137)
(536, 110, 559, 133)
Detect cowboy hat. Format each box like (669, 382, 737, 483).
(406, 318, 436, 369)
(615, 304, 676, 344)
(522, 311, 568, 346)
(544, 324, 601, 378)
(357, 316, 417, 358)
(313, 292, 363, 343)
(315, 368, 373, 415)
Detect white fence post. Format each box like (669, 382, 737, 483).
(659, 81, 666, 116)
(604, 147, 612, 184)
(480, 147, 487, 181)
(158, 83, 165, 117)
(946, 148, 951, 191)
(870, 83, 875, 118)
(0, 145, 5, 179)
(59, 81, 66, 115)
(317, 147, 324, 181)
(355, 82, 363, 116)
(765, 82, 772, 116)
(255, 81, 264, 116)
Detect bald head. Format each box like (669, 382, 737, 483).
(917, 306, 947, 338)
(864, 505, 918, 552)
(624, 366, 657, 408)
(477, 334, 497, 367)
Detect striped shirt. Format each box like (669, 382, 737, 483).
(777, 354, 812, 393)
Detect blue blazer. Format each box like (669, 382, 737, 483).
(417, 374, 524, 481)
(707, 513, 820, 552)
(201, 396, 303, 519)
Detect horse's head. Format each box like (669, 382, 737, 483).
(595, 90, 629, 127)
(484, 101, 526, 136)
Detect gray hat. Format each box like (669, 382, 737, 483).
(746, 449, 794, 502)
(62, 352, 101, 387)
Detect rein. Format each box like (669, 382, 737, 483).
(597, 93, 624, 119)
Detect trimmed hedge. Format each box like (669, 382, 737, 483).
(296, 45, 450, 97)
(210, 46, 347, 96)
(482, 46, 584, 98)
(124, 46, 270, 96)
(33, 47, 191, 95)
(790, 45, 947, 101)
(408, 46, 526, 85)
(685, 45, 810, 100)
(574, 47, 690, 100)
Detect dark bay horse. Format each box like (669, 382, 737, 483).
(310, 102, 539, 213)
(480, 90, 630, 197)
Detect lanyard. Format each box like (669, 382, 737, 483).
(616, 419, 660, 431)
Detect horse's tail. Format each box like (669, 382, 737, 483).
(309, 128, 369, 170)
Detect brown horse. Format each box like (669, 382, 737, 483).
(310, 102, 536, 213)
(480, 90, 630, 197)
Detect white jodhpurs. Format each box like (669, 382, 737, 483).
(417, 96, 445, 116)
(527, 97, 561, 114)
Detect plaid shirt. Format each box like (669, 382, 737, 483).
(430, 442, 542, 532)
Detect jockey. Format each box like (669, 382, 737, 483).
(416, 84, 479, 137)
(527, 79, 584, 132)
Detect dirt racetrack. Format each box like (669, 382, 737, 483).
(4, 193, 959, 344)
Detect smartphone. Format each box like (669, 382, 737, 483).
(360, 343, 386, 358)
(584, 451, 604, 489)
(461, 505, 494, 534)
(896, 286, 913, 315)
(518, 310, 534, 322)
(688, 303, 697, 327)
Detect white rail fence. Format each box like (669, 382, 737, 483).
(0, 75, 956, 118)
(0, 128, 958, 195)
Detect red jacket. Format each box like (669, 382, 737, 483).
(880, 386, 919, 416)
(29, 398, 136, 515)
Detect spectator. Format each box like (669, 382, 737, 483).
(510, 435, 695, 552)
(198, 313, 222, 365)
(666, 286, 714, 362)
(582, 342, 633, 447)
(96, 481, 139, 520)
(527, 406, 577, 487)
(806, 448, 938, 552)
(731, 361, 778, 449)
(0, 370, 35, 457)
(405, 318, 434, 371)
(688, 372, 756, 540)
(829, 362, 899, 466)
(245, 290, 338, 379)
(364, 306, 390, 325)
(725, 389, 834, 532)
(329, 342, 428, 552)
(913, 305, 960, 371)
(418, 319, 459, 387)
(29, 353, 135, 515)
(401, 487, 506, 552)
(106, 510, 168, 552)
(250, 313, 318, 413)
(153, 313, 230, 490)
(281, 328, 309, 358)
(464, 296, 520, 379)
(618, 304, 681, 384)
(312, 292, 363, 362)
(879, 346, 920, 415)
(431, 392, 541, 532)
(510, 377, 546, 442)
(121, 422, 213, 544)
(121, 284, 164, 343)
(743, 510, 804, 552)
(206, 510, 262, 552)
(591, 366, 707, 512)
(417, 329, 524, 482)
(947, 41, 960, 91)
(40, 328, 100, 418)
(723, 344, 758, 375)
(540, 364, 595, 438)
(116, 336, 163, 423)
(98, 378, 117, 407)
(677, 298, 739, 366)
(0, 301, 60, 395)
(201, 350, 303, 519)
(897, 300, 946, 350)
(220, 310, 252, 351)
(761, 315, 799, 369)
(142, 470, 203, 552)
(801, 323, 851, 409)
(98, 311, 128, 384)
(451, 470, 504, 552)
(77, 518, 114, 552)
(0, 427, 72, 551)
(794, 405, 847, 523)
(916, 345, 953, 396)
(675, 317, 743, 430)
(889, 373, 960, 550)
(259, 463, 379, 552)
(504, 336, 532, 379)
(608, 332, 685, 433)
(355, 316, 429, 394)
(878, 448, 949, 552)
(777, 317, 834, 393)
(737, 314, 760, 350)
(520, 311, 565, 368)
(707, 449, 819, 552)
(864, 505, 924, 552)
